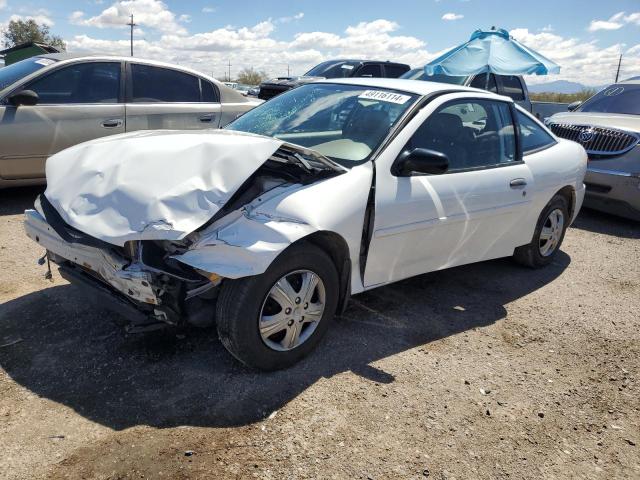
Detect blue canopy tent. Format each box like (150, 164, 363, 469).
(424, 27, 560, 87)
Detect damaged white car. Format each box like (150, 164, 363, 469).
(25, 78, 587, 370)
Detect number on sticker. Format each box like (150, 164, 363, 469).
(358, 90, 411, 105)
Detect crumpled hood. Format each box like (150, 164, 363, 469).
(549, 112, 640, 133)
(44, 129, 284, 246)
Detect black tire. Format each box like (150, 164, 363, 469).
(513, 194, 569, 268)
(216, 242, 339, 370)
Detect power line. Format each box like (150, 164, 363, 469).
(126, 14, 137, 57)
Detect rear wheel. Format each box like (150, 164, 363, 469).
(513, 194, 569, 268)
(216, 242, 338, 370)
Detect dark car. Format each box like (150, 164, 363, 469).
(401, 68, 533, 112)
(258, 59, 410, 100)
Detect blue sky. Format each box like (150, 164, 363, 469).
(2, 0, 640, 85)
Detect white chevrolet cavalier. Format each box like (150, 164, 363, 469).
(25, 78, 587, 370)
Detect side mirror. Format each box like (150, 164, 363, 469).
(567, 101, 582, 112)
(8, 90, 39, 106)
(394, 148, 449, 176)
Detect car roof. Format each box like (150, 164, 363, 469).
(618, 77, 640, 85)
(39, 53, 210, 78)
(315, 77, 502, 97)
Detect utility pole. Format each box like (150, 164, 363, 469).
(287, 64, 290, 76)
(227, 59, 232, 82)
(614, 53, 623, 83)
(126, 14, 136, 57)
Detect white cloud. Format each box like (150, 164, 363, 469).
(202, 6, 215, 14)
(512, 28, 640, 85)
(588, 11, 640, 32)
(279, 12, 304, 23)
(625, 12, 640, 26)
(0, 0, 7, 11)
(67, 19, 439, 79)
(69, 0, 187, 35)
(442, 13, 463, 21)
(8, 12, 54, 27)
(63, 16, 640, 86)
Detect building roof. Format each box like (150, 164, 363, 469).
(0, 42, 60, 56)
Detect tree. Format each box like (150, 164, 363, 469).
(236, 67, 268, 86)
(2, 19, 66, 50)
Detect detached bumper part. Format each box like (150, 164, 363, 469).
(57, 263, 171, 332)
(24, 209, 180, 329)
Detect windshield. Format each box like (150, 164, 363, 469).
(579, 84, 640, 115)
(400, 68, 467, 85)
(226, 83, 418, 166)
(0, 56, 56, 91)
(304, 61, 360, 78)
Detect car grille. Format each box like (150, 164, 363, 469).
(548, 123, 639, 157)
(258, 85, 291, 100)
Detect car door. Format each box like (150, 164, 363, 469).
(364, 94, 535, 287)
(0, 61, 124, 180)
(125, 63, 222, 131)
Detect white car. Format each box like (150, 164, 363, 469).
(24, 78, 587, 370)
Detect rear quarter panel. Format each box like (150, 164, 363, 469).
(524, 139, 587, 234)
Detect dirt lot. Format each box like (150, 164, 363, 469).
(1, 186, 638, 480)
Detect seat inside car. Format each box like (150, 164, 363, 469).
(410, 112, 470, 168)
(343, 107, 391, 149)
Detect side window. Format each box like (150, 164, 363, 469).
(405, 99, 516, 171)
(27, 62, 120, 104)
(516, 110, 556, 153)
(131, 64, 200, 102)
(469, 73, 498, 93)
(384, 64, 409, 78)
(356, 64, 382, 78)
(500, 75, 525, 101)
(201, 80, 219, 102)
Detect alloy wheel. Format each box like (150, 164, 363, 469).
(539, 208, 565, 257)
(258, 269, 326, 351)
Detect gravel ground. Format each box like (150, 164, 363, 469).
(1, 186, 639, 480)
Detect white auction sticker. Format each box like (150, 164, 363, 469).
(358, 90, 411, 104)
(341, 64, 354, 70)
(35, 58, 55, 66)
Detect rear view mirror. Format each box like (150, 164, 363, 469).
(393, 148, 449, 176)
(8, 90, 39, 106)
(567, 101, 582, 112)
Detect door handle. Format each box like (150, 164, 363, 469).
(510, 178, 527, 188)
(199, 114, 216, 123)
(102, 119, 123, 128)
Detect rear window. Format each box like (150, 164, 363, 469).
(356, 64, 383, 78)
(579, 84, 640, 115)
(500, 76, 525, 101)
(201, 80, 219, 102)
(131, 64, 200, 103)
(469, 73, 498, 93)
(384, 64, 409, 78)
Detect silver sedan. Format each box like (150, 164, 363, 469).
(0, 54, 261, 188)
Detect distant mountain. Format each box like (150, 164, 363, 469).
(527, 80, 594, 94)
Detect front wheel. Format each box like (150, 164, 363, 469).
(513, 194, 569, 268)
(216, 242, 339, 370)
